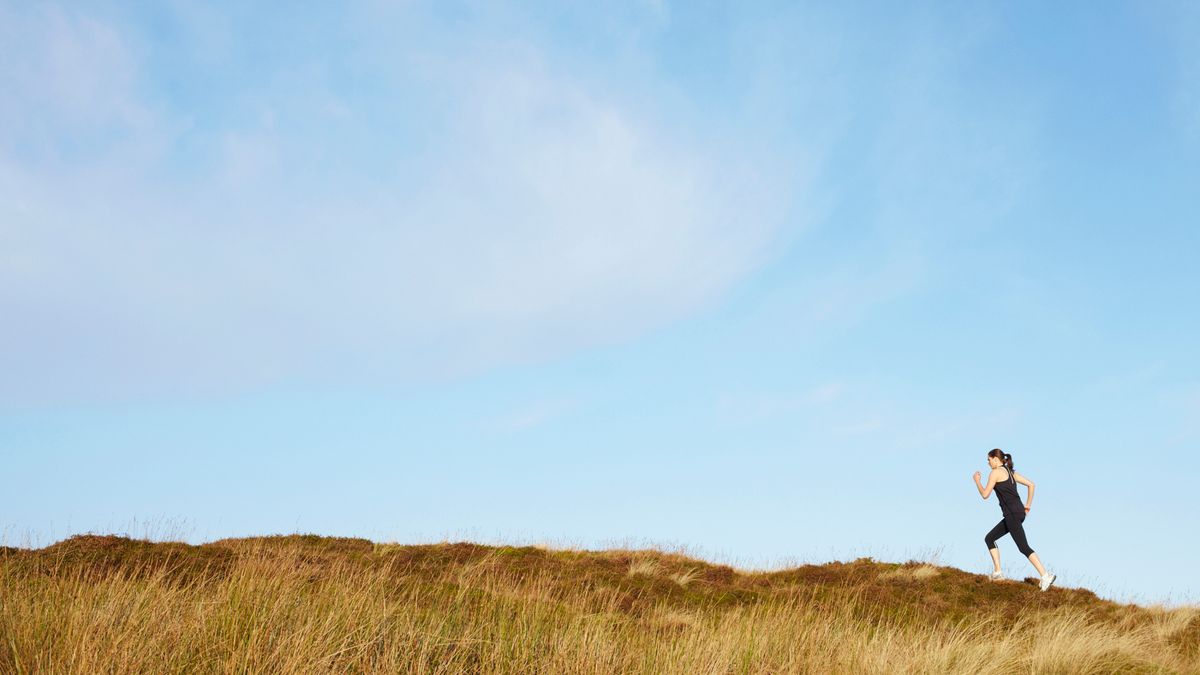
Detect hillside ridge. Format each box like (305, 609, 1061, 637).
(5, 533, 1198, 672)
(3, 533, 1115, 621)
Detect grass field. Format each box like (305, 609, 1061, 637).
(2, 534, 1197, 673)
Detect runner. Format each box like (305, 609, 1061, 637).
(973, 448, 1056, 591)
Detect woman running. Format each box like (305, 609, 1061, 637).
(972, 448, 1056, 591)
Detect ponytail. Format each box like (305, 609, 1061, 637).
(987, 448, 1014, 472)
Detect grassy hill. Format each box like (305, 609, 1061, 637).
(2, 534, 1196, 673)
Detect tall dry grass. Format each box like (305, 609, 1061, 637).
(1, 535, 1196, 674)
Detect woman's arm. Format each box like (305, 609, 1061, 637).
(1014, 471, 1035, 509)
(973, 470, 999, 499)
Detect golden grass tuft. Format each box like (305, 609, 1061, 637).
(626, 557, 664, 578)
(1, 535, 1196, 673)
(879, 563, 941, 581)
(670, 566, 702, 588)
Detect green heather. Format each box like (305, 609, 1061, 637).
(1, 535, 1197, 673)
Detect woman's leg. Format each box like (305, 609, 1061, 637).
(1005, 515, 1048, 576)
(984, 520, 1008, 573)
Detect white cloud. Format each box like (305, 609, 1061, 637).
(0, 4, 165, 166)
(0, 5, 797, 405)
(0, 3, 1041, 406)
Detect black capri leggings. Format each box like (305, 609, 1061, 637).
(984, 511, 1035, 557)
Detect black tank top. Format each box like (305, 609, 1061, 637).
(994, 467, 1024, 516)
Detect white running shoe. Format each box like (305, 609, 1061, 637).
(1039, 572, 1056, 591)
(989, 570, 1004, 581)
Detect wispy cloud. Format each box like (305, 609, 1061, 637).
(716, 381, 847, 422)
(0, 3, 801, 405)
(0, 4, 168, 169)
(489, 396, 579, 433)
(0, 3, 1041, 407)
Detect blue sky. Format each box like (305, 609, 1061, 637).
(2, 1, 1198, 604)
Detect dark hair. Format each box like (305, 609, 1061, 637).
(987, 448, 1014, 471)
